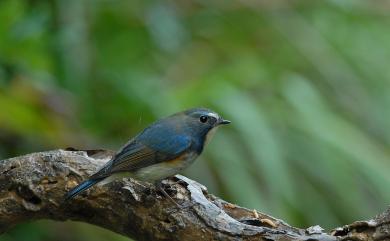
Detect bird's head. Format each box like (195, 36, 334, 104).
(179, 108, 230, 146)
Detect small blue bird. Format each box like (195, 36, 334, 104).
(65, 108, 230, 201)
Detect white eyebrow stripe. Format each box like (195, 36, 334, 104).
(207, 112, 219, 119)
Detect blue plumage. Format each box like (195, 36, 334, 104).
(64, 108, 230, 200)
(65, 178, 103, 200)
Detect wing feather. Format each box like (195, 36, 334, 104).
(91, 134, 192, 178)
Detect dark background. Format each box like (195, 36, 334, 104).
(1, 1, 390, 241)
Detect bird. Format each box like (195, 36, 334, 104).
(65, 107, 230, 201)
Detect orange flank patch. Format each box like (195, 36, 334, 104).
(166, 154, 188, 166)
(165, 152, 197, 168)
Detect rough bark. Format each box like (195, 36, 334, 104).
(0, 149, 388, 241)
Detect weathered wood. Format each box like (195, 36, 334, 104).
(0, 149, 388, 240)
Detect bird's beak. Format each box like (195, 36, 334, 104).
(218, 119, 231, 125)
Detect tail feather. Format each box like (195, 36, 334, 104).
(65, 178, 104, 200)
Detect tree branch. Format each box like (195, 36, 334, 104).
(0, 150, 388, 240)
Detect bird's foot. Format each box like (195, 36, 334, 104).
(155, 181, 182, 208)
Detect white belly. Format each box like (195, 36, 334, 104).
(134, 151, 198, 182)
(133, 162, 184, 182)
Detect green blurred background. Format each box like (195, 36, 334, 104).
(1, 0, 390, 240)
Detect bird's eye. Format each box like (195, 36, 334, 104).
(199, 115, 208, 123)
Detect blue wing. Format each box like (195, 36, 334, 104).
(65, 178, 104, 200)
(136, 123, 192, 155)
(91, 125, 192, 178)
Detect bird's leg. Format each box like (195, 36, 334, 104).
(155, 180, 181, 208)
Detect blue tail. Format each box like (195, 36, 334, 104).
(65, 178, 103, 200)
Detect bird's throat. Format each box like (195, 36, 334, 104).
(204, 127, 218, 146)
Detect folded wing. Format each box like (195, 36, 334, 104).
(91, 134, 192, 179)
